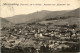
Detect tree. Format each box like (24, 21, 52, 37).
(72, 24, 77, 29)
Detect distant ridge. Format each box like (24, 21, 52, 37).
(6, 10, 52, 24)
(0, 17, 14, 28)
(5, 8, 80, 24)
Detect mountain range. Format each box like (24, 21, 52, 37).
(1, 8, 80, 27)
(5, 8, 80, 24)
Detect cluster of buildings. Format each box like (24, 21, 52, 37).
(1, 24, 80, 51)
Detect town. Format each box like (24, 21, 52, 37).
(1, 23, 80, 53)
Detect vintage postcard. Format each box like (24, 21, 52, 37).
(0, 0, 80, 53)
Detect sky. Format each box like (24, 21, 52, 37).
(0, 0, 80, 18)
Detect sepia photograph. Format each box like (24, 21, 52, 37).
(0, 0, 80, 53)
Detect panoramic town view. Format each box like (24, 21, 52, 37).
(0, 8, 80, 53)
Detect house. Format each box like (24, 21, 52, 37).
(34, 33, 44, 38)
